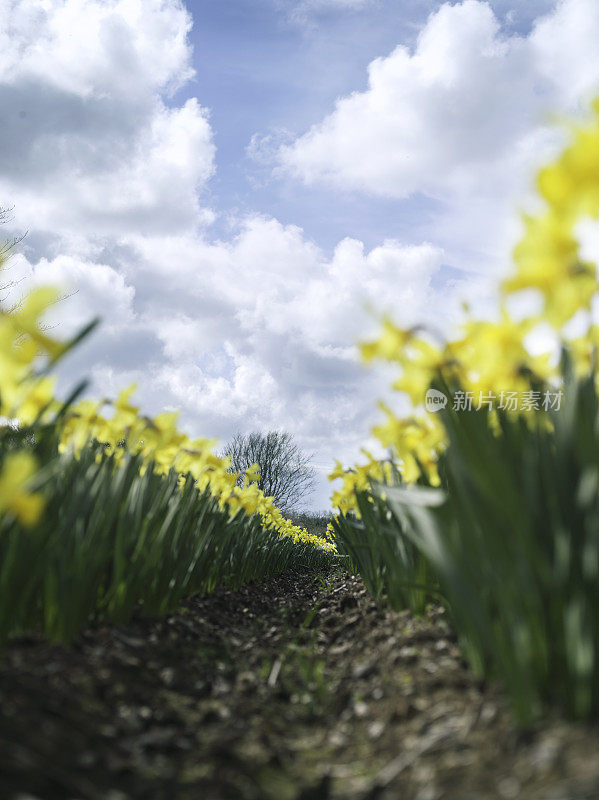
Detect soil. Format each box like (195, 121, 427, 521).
(1, 568, 599, 800)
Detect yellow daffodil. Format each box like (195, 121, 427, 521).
(0, 452, 45, 527)
(331, 97, 599, 520)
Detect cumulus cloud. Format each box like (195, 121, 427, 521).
(275, 0, 599, 306)
(19, 252, 135, 335)
(0, 0, 215, 237)
(125, 215, 447, 352)
(0, 0, 194, 95)
(279, 0, 599, 200)
(117, 217, 450, 425)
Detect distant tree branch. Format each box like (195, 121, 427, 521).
(221, 430, 316, 514)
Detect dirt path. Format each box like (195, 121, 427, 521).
(2, 569, 599, 800)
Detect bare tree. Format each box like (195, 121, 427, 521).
(0, 205, 76, 320)
(0, 206, 27, 304)
(0, 205, 26, 260)
(222, 431, 316, 513)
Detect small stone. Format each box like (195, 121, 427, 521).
(497, 776, 521, 799)
(413, 696, 430, 712)
(160, 667, 175, 686)
(368, 720, 385, 740)
(479, 702, 497, 725)
(415, 785, 441, 800)
(352, 661, 374, 679)
(398, 646, 419, 662)
(354, 700, 369, 718)
(328, 730, 347, 747)
(529, 736, 561, 772)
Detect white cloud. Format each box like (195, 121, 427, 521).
(531, 0, 599, 105)
(0, 0, 215, 237)
(280, 0, 599, 200)
(21, 252, 135, 335)
(276, 0, 599, 300)
(280, 0, 538, 198)
(125, 215, 448, 353)
(0, 0, 193, 97)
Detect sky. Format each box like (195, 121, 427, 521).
(1, 0, 599, 509)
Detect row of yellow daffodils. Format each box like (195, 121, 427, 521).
(0, 260, 334, 552)
(57, 389, 334, 551)
(330, 98, 599, 515)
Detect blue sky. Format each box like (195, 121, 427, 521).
(1, 0, 598, 509)
(180, 0, 554, 251)
(179, 0, 439, 251)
